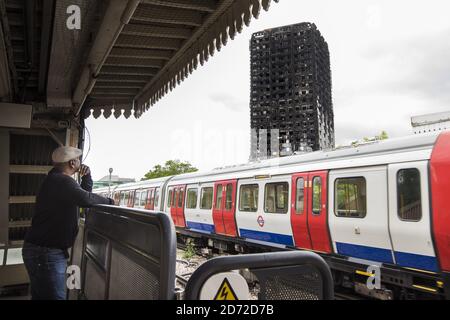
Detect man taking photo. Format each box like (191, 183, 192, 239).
(22, 146, 113, 300)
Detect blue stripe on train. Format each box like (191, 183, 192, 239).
(186, 221, 215, 233)
(336, 242, 394, 264)
(336, 242, 438, 272)
(394, 251, 438, 272)
(239, 228, 294, 246)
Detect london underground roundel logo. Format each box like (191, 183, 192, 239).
(257, 215, 264, 227)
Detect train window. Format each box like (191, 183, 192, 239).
(225, 184, 233, 210)
(178, 189, 184, 207)
(239, 184, 258, 212)
(122, 192, 128, 206)
(140, 190, 148, 207)
(154, 188, 160, 208)
(186, 188, 198, 209)
(335, 177, 367, 218)
(264, 182, 289, 214)
(295, 178, 305, 213)
(134, 191, 141, 207)
(312, 177, 322, 215)
(200, 187, 213, 209)
(397, 169, 422, 221)
(167, 189, 173, 208)
(215, 185, 223, 209)
(114, 192, 120, 205)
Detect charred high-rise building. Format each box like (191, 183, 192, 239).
(250, 23, 334, 160)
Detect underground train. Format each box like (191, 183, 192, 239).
(94, 131, 450, 299)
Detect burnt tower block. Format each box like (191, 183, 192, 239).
(250, 23, 334, 159)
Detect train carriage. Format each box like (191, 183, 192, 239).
(98, 131, 450, 299)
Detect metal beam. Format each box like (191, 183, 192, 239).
(24, 0, 34, 68)
(91, 88, 140, 96)
(141, 0, 217, 12)
(122, 24, 192, 39)
(9, 165, 52, 174)
(96, 74, 150, 83)
(100, 66, 158, 76)
(73, 0, 142, 116)
(38, 0, 54, 94)
(109, 48, 173, 60)
(131, 5, 203, 27)
(0, 0, 17, 98)
(95, 83, 143, 89)
(104, 57, 164, 68)
(0, 14, 11, 100)
(115, 35, 182, 50)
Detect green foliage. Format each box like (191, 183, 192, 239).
(142, 160, 198, 180)
(183, 241, 196, 260)
(351, 131, 389, 146)
(378, 130, 389, 140)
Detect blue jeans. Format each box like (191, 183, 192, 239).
(22, 242, 68, 300)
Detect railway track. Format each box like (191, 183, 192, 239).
(176, 274, 189, 287)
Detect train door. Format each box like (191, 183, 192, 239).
(329, 166, 395, 263)
(176, 185, 186, 227)
(291, 173, 313, 250)
(388, 161, 438, 271)
(168, 187, 177, 224)
(113, 192, 120, 205)
(213, 180, 237, 236)
(133, 190, 141, 208)
(307, 171, 332, 253)
(145, 188, 155, 210)
(127, 191, 135, 207)
(170, 185, 186, 227)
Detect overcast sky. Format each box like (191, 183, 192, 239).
(85, 0, 450, 181)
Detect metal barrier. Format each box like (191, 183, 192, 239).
(184, 251, 334, 300)
(73, 205, 176, 300)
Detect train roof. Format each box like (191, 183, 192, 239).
(99, 132, 444, 191)
(168, 132, 442, 184)
(94, 176, 172, 193)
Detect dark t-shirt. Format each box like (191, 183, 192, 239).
(25, 167, 113, 249)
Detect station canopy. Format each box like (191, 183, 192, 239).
(0, 0, 278, 122)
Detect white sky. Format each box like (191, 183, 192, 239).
(85, 0, 450, 181)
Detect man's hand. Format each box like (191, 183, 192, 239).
(79, 164, 91, 177)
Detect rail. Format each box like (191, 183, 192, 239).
(69, 205, 176, 300)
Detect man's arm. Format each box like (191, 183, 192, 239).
(66, 177, 113, 207)
(80, 173, 93, 192)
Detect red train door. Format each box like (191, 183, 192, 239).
(212, 180, 237, 236)
(148, 188, 155, 210)
(291, 173, 313, 250)
(176, 186, 186, 227)
(307, 171, 332, 253)
(127, 191, 135, 208)
(144, 188, 155, 210)
(170, 185, 186, 227)
(169, 188, 177, 225)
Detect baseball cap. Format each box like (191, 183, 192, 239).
(52, 146, 83, 163)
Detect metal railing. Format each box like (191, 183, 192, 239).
(69, 205, 334, 300)
(70, 205, 176, 300)
(184, 251, 334, 300)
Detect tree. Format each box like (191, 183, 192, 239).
(142, 160, 198, 180)
(378, 130, 389, 140)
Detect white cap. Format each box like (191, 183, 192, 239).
(52, 146, 82, 163)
